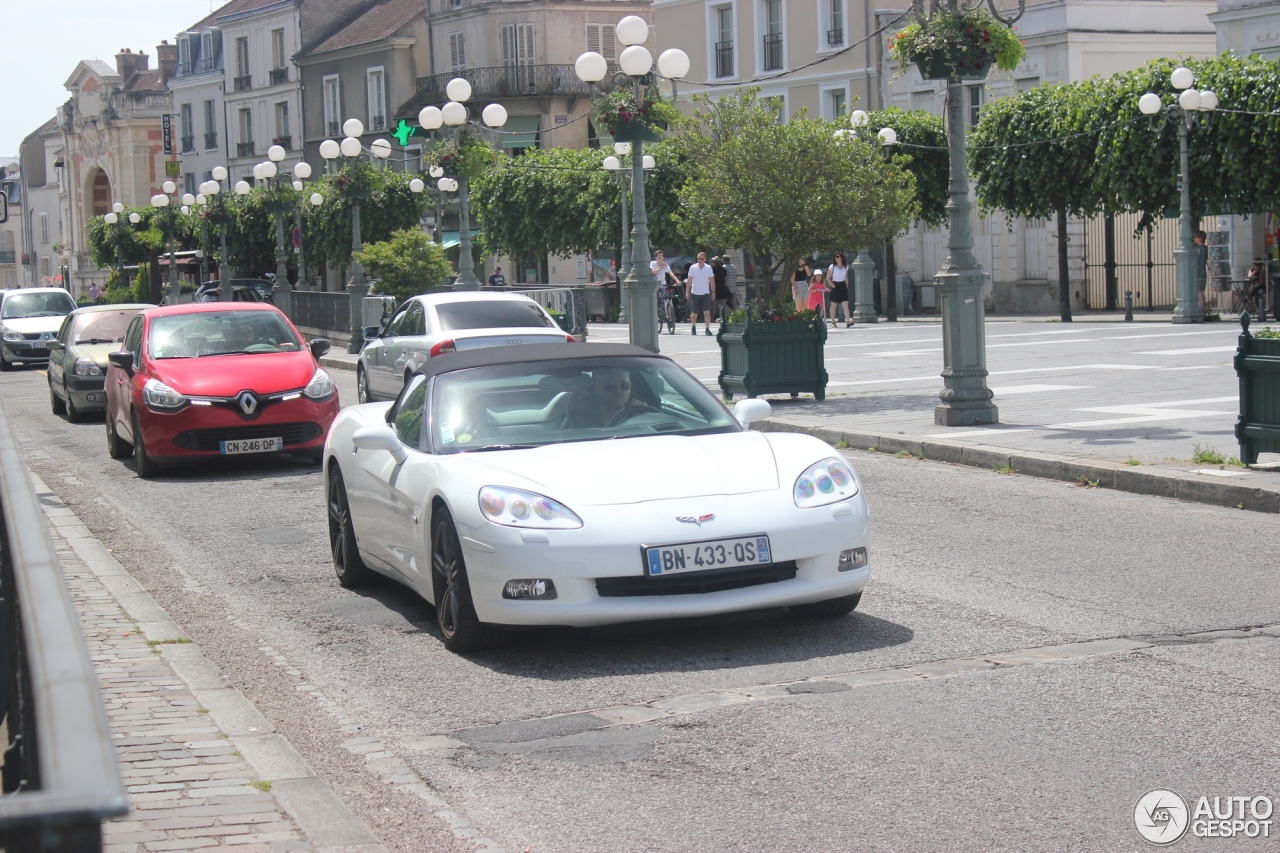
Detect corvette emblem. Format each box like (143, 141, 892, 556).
(236, 391, 259, 415)
(676, 514, 715, 527)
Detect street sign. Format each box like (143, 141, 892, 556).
(165, 160, 181, 178)
(291, 226, 302, 249)
(162, 114, 172, 155)
(0, 190, 7, 225)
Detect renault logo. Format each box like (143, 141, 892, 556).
(236, 391, 259, 416)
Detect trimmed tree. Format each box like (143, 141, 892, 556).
(302, 163, 429, 273)
(354, 229, 454, 301)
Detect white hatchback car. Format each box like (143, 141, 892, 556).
(356, 292, 573, 403)
(0, 287, 78, 371)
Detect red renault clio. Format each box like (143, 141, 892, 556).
(104, 303, 339, 477)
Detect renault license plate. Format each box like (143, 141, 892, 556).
(220, 437, 282, 455)
(644, 534, 771, 576)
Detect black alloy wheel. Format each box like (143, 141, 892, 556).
(106, 412, 132, 459)
(356, 365, 371, 404)
(50, 378, 66, 415)
(431, 506, 496, 653)
(790, 591, 862, 619)
(131, 411, 159, 479)
(0, 353, 11, 372)
(328, 468, 374, 588)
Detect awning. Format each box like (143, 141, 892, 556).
(501, 115, 540, 149)
(440, 229, 481, 249)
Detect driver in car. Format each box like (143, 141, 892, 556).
(566, 368, 636, 428)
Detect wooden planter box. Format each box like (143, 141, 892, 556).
(717, 317, 828, 401)
(914, 50, 994, 80)
(1235, 314, 1280, 464)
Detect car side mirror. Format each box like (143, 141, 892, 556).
(733, 398, 772, 427)
(352, 424, 407, 464)
(107, 351, 133, 373)
(363, 326, 381, 341)
(308, 338, 331, 359)
(46, 340, 62, 352)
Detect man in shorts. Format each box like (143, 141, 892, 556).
(685, 252, 715, 335)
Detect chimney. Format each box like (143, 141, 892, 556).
(114, 48, 150, 82)
(156, 40, 177, 84)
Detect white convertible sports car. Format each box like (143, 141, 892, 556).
(324, 343, 871, 652)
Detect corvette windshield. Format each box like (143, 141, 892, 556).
(2, 291, 76, 319)
(430, 356, 740, 453)
(149, 311, 301, 359)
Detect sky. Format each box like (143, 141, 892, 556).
(1, 0, 225, 157)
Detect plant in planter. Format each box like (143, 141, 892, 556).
(595, 87, 682, 141)
(719, 300, 828, 401)
(889, 8, 1024, 80)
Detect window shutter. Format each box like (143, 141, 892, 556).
(500, 24, 514, 66)
(586, 23, 614, 61)
(450, 32, 466, 70)
(517, 24, 534, 65)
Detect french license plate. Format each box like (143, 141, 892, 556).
(219, 437, 282, 455)
(645, 534, 772, 576)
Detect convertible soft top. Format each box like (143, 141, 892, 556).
(411, 342, 666, 381)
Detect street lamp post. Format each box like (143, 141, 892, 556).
(102, 202, 126, 286)
(150, 180, 179, 303)
(604, 147, 632, 321)
(1138, 69, 1218, 324)
(198, 166, 231, 301)
(418, 81, 508, 291)
(320, 122, 374, 353)
(575, 17, 689, 352)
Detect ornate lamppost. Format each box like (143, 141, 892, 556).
(101, 202, 128, 286)
(149, 180, 180, 303)
(603, 144, 657, 323)
(198, 166, 231, 300)
(575, 17, 689, 352)
(417, 79, 508, 290)
(252, 144, 318, 316)
(901, 0, 1024, 426)
(1138, 68, 1219, 325)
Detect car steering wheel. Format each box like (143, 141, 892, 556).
(608, 403, 662, 426)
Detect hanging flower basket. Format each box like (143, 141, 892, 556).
(595, 88, 681, 141)
(914, 49, 995, 81)
(890, 9, 1024, 80)
(611, 117, 664, 142)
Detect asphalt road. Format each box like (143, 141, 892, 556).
(4, 362, 1279, 852)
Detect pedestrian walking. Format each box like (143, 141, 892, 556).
(792, 258, 813, 311)
(827, 252, 850, 327)
(723, 255, 739, 308)
(1247, 258, 1268, 319)
(487, 266, 507, 288)
(686, 252, 715, 335)
(712, 256, 732, 324)
(1193, 230, 1209, 314)
(88, 282, 101, 303)
(806, 269, 829, 320)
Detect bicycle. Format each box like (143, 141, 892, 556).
(658, 285, 678, 335)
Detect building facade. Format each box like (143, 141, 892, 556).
(170, 10, 229, 197)
(19, 118, 66, 290)
(60, 47, 177, 296)
(0, 159, 23, 289)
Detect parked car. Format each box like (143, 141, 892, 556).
(0, 288, 78, 371)
(356, 292, 574, 403)
(104, 303, 338, 477)
(48, 303, 153, 420)
(325, 343, 870, 652)
(194, 280, 269, 303)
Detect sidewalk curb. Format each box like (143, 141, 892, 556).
(32, 473, 388, 853)
(758, 420, 1280, 514)
(320, 353, 358, 373)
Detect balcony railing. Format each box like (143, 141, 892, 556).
(175, 57, 223, 77)
(762, 33, 783, 71)
(205, 131, 219, 150)
(414, 64, 596, 106)
(233, 75, 252, 91)
(0, 397, 129, 847)
(272, 136, 292, 151)
(110, 90, 172, 121)
(181, 134, 195, 153)
(827, 28, 844, 46)
(237, 141, 255, 157)
(370, 115, 386, 131)
(715, 42, 734, 77)
(269, 67, 289, 85)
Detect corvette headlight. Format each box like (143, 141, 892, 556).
(302, 368, 335, 401)
(74, 357, 102, 377)
(143, 377, 188, 411)
(794, 457, 859, 508)
(1, 328, 22, 342)
(478, 486, 582, 529)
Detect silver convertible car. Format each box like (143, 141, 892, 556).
(325, 343, 871, 653)
(356, 292, 574, 403)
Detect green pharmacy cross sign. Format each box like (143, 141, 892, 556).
(393, 119, 416, 147)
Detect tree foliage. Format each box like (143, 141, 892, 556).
(86, 207, 198, 270)
(303, 164, 429, 272)
(355, 229, 454, 301)
(859, 107, 949, 228)
(673, 91, 917, 299)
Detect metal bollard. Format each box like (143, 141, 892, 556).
(1124, 291, 1133, 322)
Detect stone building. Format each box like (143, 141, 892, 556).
(18, 117, 66, 290)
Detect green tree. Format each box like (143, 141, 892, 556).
(673, 91, 917, 302)
(355, 229, 454, 301)
(302, 164, 429, 272)
(971, 81, 1104, 320)
(859, 107, 949, 229)
(86, 207, 198, 271)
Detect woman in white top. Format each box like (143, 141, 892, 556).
(827, 252, 850, 327)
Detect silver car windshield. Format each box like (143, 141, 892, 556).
(2, 291, 76, 319)
(72, 309, 142, 344)
(430, 357, 740, 453)
(149, 311, 301, 359)
(435, 301, 556, 331)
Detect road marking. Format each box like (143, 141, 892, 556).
(1195, 468, 1247, 477)
(988, 338, 1099, 349)
(1105, 330, 1240, 340)
(1134, 346, 1238, 355)
(1081, 395, 1237, 409)
(986, 328, 1101, 339)
(864, 349, 942, 358)
(924, 428, 1036, 438)
(990, 384, 1088, 395)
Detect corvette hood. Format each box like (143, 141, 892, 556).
(1, 317, 64, 336)
(151, 350, 318, 397)
(486, 431, 778, 506)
